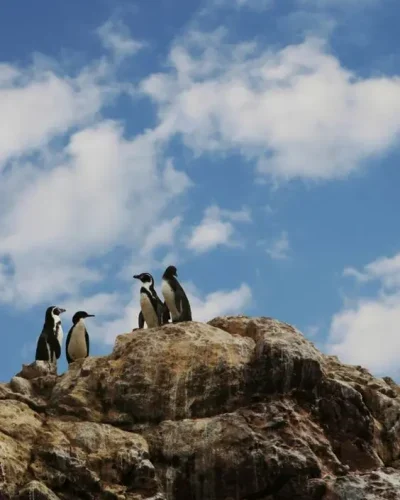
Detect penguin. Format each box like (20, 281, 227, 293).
(161, 265, 192, 323)
(65, 311, 94, 364)
(35, 306, 66, 364)
(133, 272, 170, 328)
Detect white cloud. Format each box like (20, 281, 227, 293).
(63, 292, 122, 319)
(189, 282, 252, 321)
(218, 206, 252, 222)
(305, 324, 320, 338)
(187, 204, 251, 254)
(0, 18, 195, 310)
(344, 253, 400, 289)
(141, 216, 182, 256)
(327, 293, 400, 376)
(327, 252, 400, 377)
(188, 219, 233, 253)
(0, 118, 191, 306)
(266, 231, 290, 260)
(163, 159, 193, 195)
(0, 19, 145, 174)
(97, 20, 145, 59)
(91, 285, 142, 344)
(0, 63, 105, 168)
(142, 33, 400, 182)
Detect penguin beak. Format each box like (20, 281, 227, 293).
(87, 314, 95, 318)
(133, 275, 140, 279)
(59, 308, 66, 314)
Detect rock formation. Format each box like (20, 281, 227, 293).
(1, 316, 400, 499)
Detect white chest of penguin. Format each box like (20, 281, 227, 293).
(56, 321, 63, 346)
(68, 321, 87, 360)
(162, 279, 179, 319)
(140, 292, 158, 327)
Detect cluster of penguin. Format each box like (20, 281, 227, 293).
(35, 265, 192, 367)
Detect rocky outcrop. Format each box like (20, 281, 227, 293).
(1, 316, 400, 499)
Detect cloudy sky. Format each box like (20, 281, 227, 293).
(0, 0, 399, 381)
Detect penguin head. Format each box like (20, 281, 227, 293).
(163, 265, 178, 279)
(46, 306, 66, 321)
(72, 311, 95, 324)
(133, 273, 154, 286)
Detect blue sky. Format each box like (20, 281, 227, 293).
(0, 0, 400, 381)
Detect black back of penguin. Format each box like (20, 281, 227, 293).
(35, 306, 66, 363)
(161, 265, 192, 322)
(65, 311, 94, 364)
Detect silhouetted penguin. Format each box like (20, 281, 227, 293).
(65, 311, 94, 364)
(35, 306, 66, 363)
(161, 265, 192, 323)
(133, 272, 170, 328)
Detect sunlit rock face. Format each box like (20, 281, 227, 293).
(1, 316, 400, 499)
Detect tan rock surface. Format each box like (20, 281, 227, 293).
(0, 316, 399, 499)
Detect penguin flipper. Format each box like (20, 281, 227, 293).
(172, 297, 184, 323)
(162, 301, 170, 324)
(173, 287, 185, 321)
(181, 295, 192, 321)
(55, 341, 61, 360)
(65, 327, 73, 364)
(156, 299, 169, 325)
(51, 334, 61, 360)
(174, 281, 193, 322)
(138, 311, 145, 329)
(85, 329, 90, 357)
(35, 334, 48, 361)
(156, 302, 163, 326)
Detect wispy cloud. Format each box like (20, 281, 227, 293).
(187, 213, 234, 254)
(142, 33, 400, 182)
(0, 63, 104, 169)
(0, 28, 191, 308)
(97, 19, 145, 59)
(211, 0, 273, 11)
(187, 205, 251, 254)
(141, 216, 183, 256)
(234, 0, 273, 10)
(305, 324, 320, 338)
(343, 253, 400, 289)
(327, 252, 400, 376)
(187, 282, 252, 321)
(266, 231, 290, 260)
(327, 292, 400, 377)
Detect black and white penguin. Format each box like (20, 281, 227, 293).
(133, 272, 170, 328)
(35, 306, 66, 364)
(65, 311, 94, 365)
(161, 265, 192, 323)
